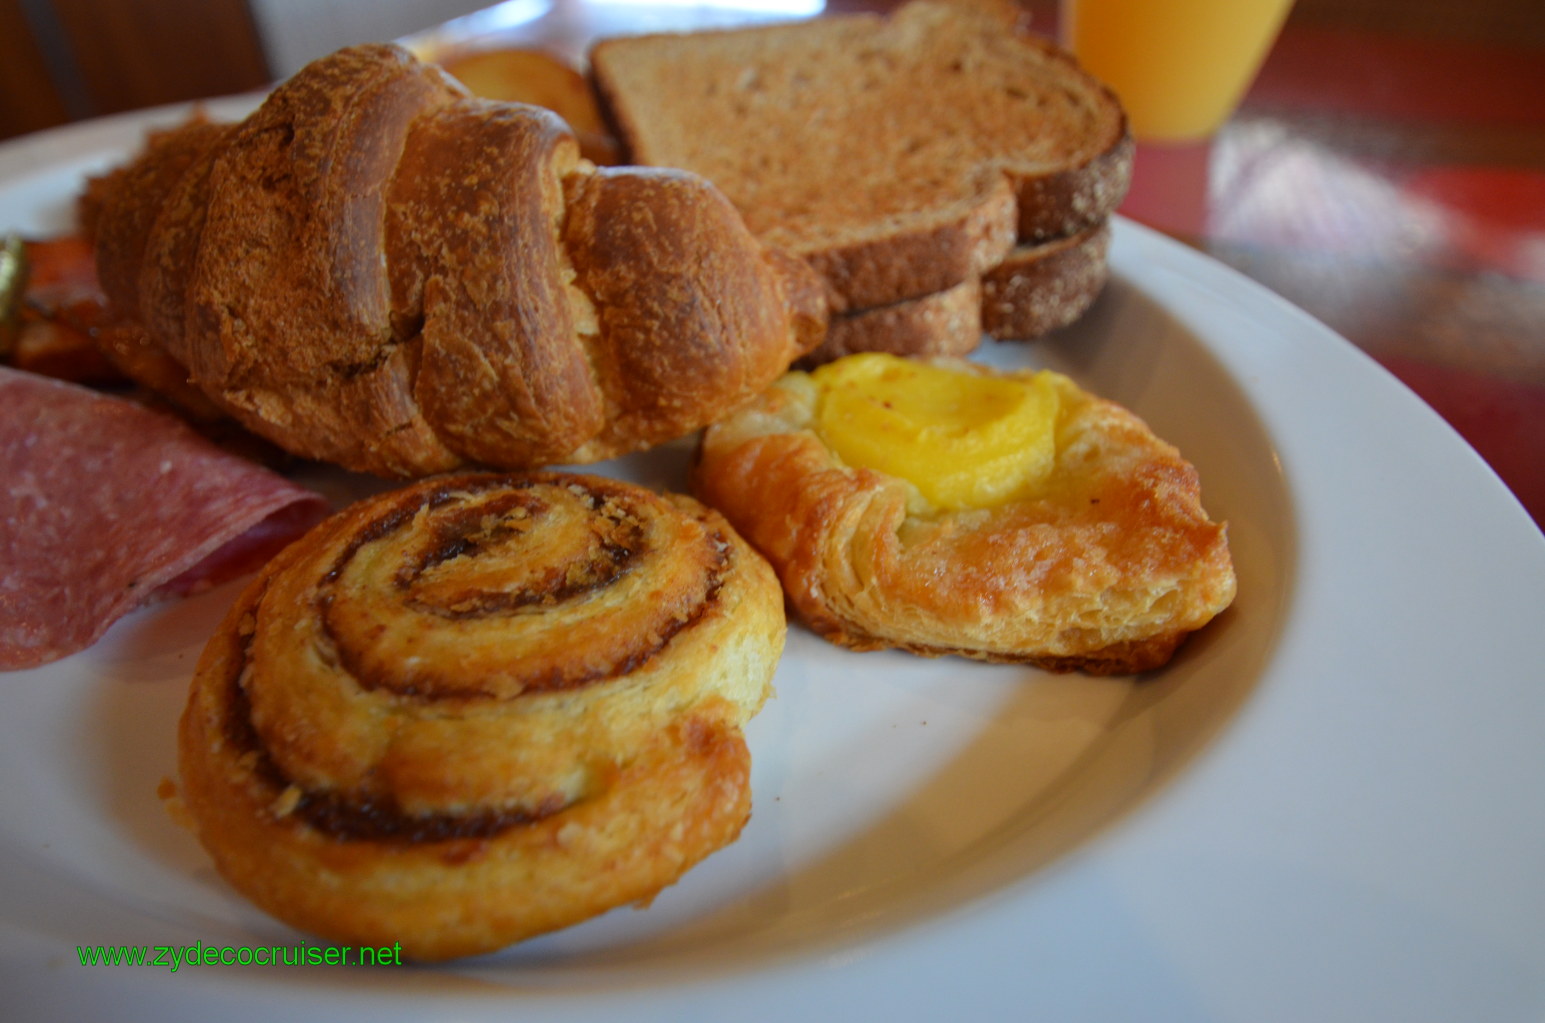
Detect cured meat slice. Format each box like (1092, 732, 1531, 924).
(1, 367, 329, 670)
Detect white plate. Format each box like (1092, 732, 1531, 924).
(3, 107, 1543, 1023)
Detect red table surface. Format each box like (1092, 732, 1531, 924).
(1106, 14, 1545, 531)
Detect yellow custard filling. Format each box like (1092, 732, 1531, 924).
(807, 353, 1060, 510)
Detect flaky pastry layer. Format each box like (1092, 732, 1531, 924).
(90, 44, 826, 477)
(176, 472, 784, 960)
(691, 362, 1236, 674)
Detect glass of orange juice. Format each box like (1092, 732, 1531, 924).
(1062, 0, 1294, 143)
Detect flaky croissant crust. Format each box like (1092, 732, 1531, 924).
(175, 472, 784, 960)
(691, 362, 1238, 674)
(91, 44, 826, 477)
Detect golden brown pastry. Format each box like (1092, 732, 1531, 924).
(431, 46, 621, 165)
(176, 472, 783, 960)
(691, 354, 1236, 674)
(89, 44, 826, 478)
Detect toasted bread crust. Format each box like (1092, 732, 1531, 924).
(812, 277, 984, 365)
(982, 221, 1112, 340)
(815, 217, 1114, 359)
(1011, 131, 1134, 243)
(799, 171, 1016, 314)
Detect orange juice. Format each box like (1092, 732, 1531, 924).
(1063, 0, 1294, 142)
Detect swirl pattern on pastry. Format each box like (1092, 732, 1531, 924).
(691, 359, 1236, 674)
(176, 472, 783, 960)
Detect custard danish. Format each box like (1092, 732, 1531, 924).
(176, 472, 783, 960)
(692, 354, 1236, 674)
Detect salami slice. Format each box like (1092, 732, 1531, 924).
(1, 367, 329, 670)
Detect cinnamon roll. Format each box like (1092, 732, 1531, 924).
(691, 354, 1236, 674)
(176, 472, 783, 961)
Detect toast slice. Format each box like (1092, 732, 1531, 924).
(817, 276, 983, 365)
(590, 0, 1130, 313)
(982, 221, 1111, 340)
(814, 219, 1113, 363)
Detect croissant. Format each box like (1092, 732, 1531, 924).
(88, 44, 827, 477)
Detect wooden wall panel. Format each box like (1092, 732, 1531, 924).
(0, 0, 73, 139)
(1, 0, 271, 142)
(49, 0, 271, 114)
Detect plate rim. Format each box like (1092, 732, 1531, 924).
(3, 102, 1544, 1023)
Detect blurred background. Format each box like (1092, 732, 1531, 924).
(1, 0, 468, 139)
(4, 0, 1541, 140)
(2, 0, 1542, 529)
